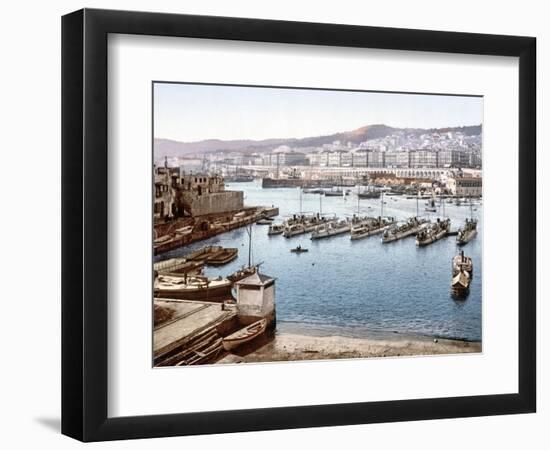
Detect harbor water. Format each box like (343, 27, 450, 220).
(156, 181, 482, 342)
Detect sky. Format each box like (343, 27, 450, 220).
(154, 82, 483, 143)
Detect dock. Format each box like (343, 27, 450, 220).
(154, 299, 237, 366)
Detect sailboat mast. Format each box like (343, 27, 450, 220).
(299, 187, 303, 214)
(416, 192, 419, 217)
(246, 224, 252, 267)
(380, 192, 384, 217)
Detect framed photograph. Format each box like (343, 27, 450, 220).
(62, 8, 536, 441)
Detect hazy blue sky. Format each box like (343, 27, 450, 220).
(154, 83, 483, 142)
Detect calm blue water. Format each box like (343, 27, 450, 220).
(156, 181, 482, 342)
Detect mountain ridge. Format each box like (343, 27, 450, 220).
(154, 123, 482, 160)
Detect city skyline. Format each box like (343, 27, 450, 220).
(154, 83, 483, 143)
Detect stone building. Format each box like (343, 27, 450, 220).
(153, 163, 178, 220)
(447, 176, 483, 197)
(177, 172, 244, 216)
(154, 162, 244, 219)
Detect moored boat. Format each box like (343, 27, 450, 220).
(415, 218, 451, 246)
(154, 274, 233, 301)
(452, 250, 473, 274)
(256, 217, 274, 225)
(267, 223, 284, 235)
(381, 217, 430, 243)
(451, 270, 471, 297)
(456, 218, 478, 245)
(222, 318, 267, 351)
(350, 216, 396, 240)
(205, 248, 238, 266)
(311, 219, 350, 239)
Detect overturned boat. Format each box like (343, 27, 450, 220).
(415, 218, 451, 246)
(456, 218, 478, 246)
(381, 217, 430, 243)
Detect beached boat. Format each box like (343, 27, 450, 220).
(290, 245, 309, 253)
(154, 274, 233, 300)
(222, 318, 267, 351)
(350, 216, 396, 240)
(416, 218, 451, 246)
(381, 217, 430, 243)
(311, 220, 350, 239)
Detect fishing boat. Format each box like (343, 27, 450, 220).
(267, 223, 284, 235)
(311, 220, 350, 239)
(456, 218, 478, 245)
(154, 274, 233, 300)
(290, 245, 309, 253)
(222, 318, 267, 351)
(381, 217, 430, 243)
(415, 218, 451, 246)
(205, 247, 238, 266)
(350, 216, 396, 240)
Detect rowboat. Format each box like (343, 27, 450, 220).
(205, 248, 238, 266)
(290, 246, 308, 253)
(222, 318, 267, 351)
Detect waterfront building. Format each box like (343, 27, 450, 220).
(447, 175, 483, 197)
(235, 272, 276, 326)
(153, 162, 177, 220)
(154, 162, 244, 219)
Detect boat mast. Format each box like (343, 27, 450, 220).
(441, 191, 445, 217)
(319, 192, 323, 215)
(416, 191, 420, 217)
(380, 192, 384, 217)
(245, 224, 253, 267)
(299, 187, 303, 215)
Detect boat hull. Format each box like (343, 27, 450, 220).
(154, 283, 232, 301)
(222, 319, 267, 351)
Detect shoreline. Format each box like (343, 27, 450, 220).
(218, 331, 481, 364)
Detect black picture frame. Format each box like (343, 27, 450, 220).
(62, 8, 536, 442)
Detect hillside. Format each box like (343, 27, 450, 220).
(154, 123, 481, 160)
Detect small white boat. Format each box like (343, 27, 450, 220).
(222, 318, 267, 351)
